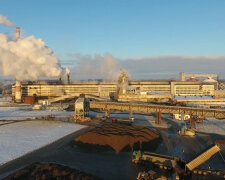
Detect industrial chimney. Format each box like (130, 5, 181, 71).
(15, 27, 20, 41)
(66, 68, 70, 84)
(15, 27, 22, 103)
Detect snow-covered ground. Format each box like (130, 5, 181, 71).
(0, 100, 85, 165)
(0, 106, 73, 120)
(0, 120, 85, 165)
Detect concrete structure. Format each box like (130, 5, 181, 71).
(74, 98, 89, 121)
(15, 80, 22, 103)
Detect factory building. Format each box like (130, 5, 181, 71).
(12, 75, 218, 102)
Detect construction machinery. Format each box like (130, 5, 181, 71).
(132, 151, 185, 171)
(133, 143, 225, 179)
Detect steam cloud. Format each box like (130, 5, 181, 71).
(0, 33, 62, 80)
(70, 54, 121, 80)
(64, 54, 225, 80)
(0, 15, 62, 81)
(0, 15, 13, 26)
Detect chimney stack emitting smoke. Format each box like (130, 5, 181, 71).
(14, 27, 22, 102)
(66, 68, 70, 84)
(15, 27, 20, 41)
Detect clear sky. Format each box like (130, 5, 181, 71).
(1, 0, 225, 80)
(1, 0, 225, 59)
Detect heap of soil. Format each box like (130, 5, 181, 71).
(4, 163, 100, 180)
(74, 123, 161, 153)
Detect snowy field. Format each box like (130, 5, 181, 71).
(0, 97, 74, 121)
(0, 120, 85, 165)
(0, 98, 85, 165)
(0, 106, 73, 120)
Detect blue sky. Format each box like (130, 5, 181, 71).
(1, 0, 225, 80)
(1, 0, 225, 59)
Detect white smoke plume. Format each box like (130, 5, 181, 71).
(62, 54, 225, 80)
(0, 15, 13, 26)
(70, 54, 121, 80)
(0, 33, 62, 80)
(65, 68, 70, 75)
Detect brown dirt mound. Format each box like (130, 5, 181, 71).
(4, 163, 101, 180)
(74, 123, 160, 153)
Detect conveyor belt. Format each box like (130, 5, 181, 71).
(186, 144, 221, 171)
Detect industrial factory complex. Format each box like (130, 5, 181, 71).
(10, 27, 225, 107)
(12, 71, 225, 107)
(1, 26, 225, 180)
(7, 71, 225, 180)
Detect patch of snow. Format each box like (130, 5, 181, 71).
(0, 106, 73, 120)
(0, 120, 85, 165)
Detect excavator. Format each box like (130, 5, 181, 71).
(133, 142, 225, 180)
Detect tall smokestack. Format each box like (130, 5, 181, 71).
(14, 27, 22, 103)
(66, 68, 70, 84)
(15, 27, 20, 41)
(67, 74, 70, 84)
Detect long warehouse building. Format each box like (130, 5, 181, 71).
(12, 80, 218, 100)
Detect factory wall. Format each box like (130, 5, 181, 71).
(171, 82, 215, 95)
(12, 80, 217, 100)
(214, 90, 225, 99)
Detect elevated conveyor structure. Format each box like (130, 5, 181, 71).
(186, 144, 221, 171)
(90, 101, 225, 119)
